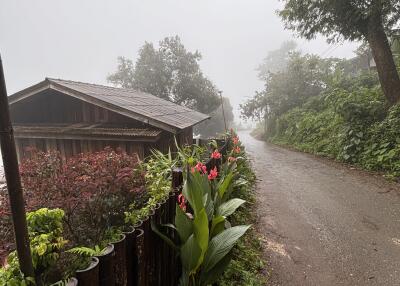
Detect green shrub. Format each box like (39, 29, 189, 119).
(270, 83, 400, 180)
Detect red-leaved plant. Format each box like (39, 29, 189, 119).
(1, 147, 146, 262)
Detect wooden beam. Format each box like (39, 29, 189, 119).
(0, 55, 35, 280)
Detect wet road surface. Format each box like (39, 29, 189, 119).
(239, 131, 400, 286)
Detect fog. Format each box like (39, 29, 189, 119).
(0, 0, 358, 119)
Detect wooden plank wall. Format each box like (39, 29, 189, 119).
(15, 138, 145, 161)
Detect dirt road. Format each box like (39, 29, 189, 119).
(239, 131, 400, 286)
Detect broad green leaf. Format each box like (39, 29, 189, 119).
(217, 172, 233, 199)
(202, 225, 250, 273)
(200, 251, 233, 285)
(181, 234, 202, 274)
(210, 215, 225, 237)
(203, 193, 214, 221)
(175, 204, 193, 243)
(178, 270, 190, 286)
(183, 172, 208, 216)
(217, 198, 246, 217)
(193, 208, 209, 270)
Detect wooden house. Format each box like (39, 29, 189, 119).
(8, 78, 210, 160)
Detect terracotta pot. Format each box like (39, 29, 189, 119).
(112, 234, 127, 286)
(76, 257, 99, 286)
(95, 244, 115, 286)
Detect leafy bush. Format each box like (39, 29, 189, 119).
(1, 208, 67, 285)
(1, 147, 146, 272)
(218, 136, 267, 286)
(270, 79, 400, 180)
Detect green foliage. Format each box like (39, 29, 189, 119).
(241, 52, 342, 123)
(270, 78, 400, 180)
(67, 245, 105, 257)
(152, 140, 252, 286)
(1, 208, 67, 286)
(108, 36, 220, 115)
(279, 0, 400, 104)
(279, 0, 400, 42)
(257, 40, 298, 80)
(218, 141, 267, 286)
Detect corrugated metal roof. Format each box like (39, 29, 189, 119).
(9, 78, 210, 133)
(13, 124, 162, 142)
(49, 78, 210, 130)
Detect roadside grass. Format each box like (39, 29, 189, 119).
(218, 155, 268, 286)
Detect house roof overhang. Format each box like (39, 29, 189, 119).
(9, 79, 211, 134)
(13, 123, 163, 143)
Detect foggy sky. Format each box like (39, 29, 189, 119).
(0, 0, 358, 120)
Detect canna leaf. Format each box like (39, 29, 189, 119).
(210, 215, 225, 237)
(202, 225, 251, 273)
(180, 234, 202, 274)
(217, 198, 246, 217)
(175, 204, 193, 243)
(193, 208, 209, 270)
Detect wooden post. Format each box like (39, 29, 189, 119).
(171, 168, 183, 285)
(0, 55, 35, 279)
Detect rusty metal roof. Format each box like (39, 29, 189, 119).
(13, 123, 162, 142)
(9, 78, 210, 133)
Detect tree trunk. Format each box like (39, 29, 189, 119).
(367, 24, 400, 105)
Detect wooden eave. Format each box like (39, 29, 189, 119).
(13, 124, 162, 143)
(8, 79, 180, 134)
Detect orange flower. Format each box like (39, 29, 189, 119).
(234, 146, 241, 154)
(233, 136, 239, 145)
(208, 167, 218, 180)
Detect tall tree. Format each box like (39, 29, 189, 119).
(279, 0, 400, 105)
(257, 40, 298, 81)
(108, 36, 220, 114)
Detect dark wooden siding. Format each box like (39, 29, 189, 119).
(11, 89, 149, 128)
(11, 89, 195, 161)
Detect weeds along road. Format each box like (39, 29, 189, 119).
(238, 131, 400, 286)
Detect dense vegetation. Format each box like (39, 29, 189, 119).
(242, 42, 400, 181)
(1, 133, 265, 285)
(279, 0, 400, 105)
(149, 132, 266, 285)
(218, 139, 267, 286)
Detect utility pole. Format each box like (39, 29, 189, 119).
(218, 90, 227, 133)
(0, 55, 35, 280)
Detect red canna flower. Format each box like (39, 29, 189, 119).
(195, 162, 203, 172)
(233, 136, 239, 145)
(194, 162, 207, 174)
(234, 146, 241, 154)
(228, 156, 237, 163)
(208, 167, 218, 180)
(211, 150, 222, 159)
(178, 194, 187, 211)
(191, 167, 196, 174)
